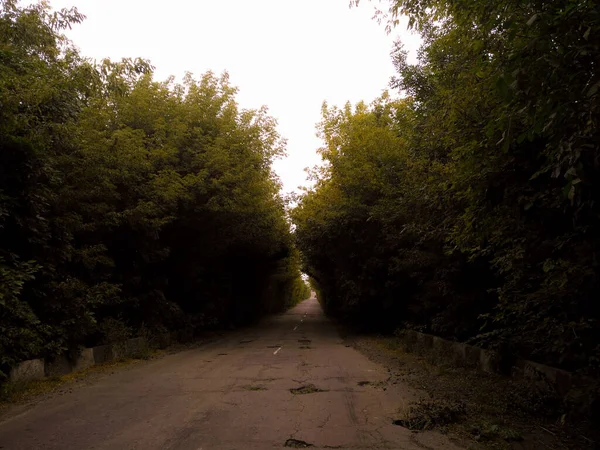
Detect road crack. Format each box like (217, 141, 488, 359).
(318, 412, 332, 429)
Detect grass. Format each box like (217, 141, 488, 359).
(393, 399, 466, 431)
(470, 421, 524, 444)
(1, 376, 66, 405)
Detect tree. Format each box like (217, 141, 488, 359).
(295, 0, 600, 374)
(1, 1, 307, 377)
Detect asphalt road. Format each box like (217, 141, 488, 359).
(0, 296, 465, 450)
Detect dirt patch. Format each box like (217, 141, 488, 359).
(285, 438, 313, 448)
(349, 335, 595, 449)
(290, 384, 327, 395)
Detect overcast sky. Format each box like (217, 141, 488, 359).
(50, 0, 420, 194)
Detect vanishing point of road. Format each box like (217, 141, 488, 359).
(0, 296, 464, 449)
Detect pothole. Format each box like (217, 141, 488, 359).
(298, 339, 311, 345)
(284, 438, 313, 448)
(290, 384, 327, 395)
(357, 380, 386, 388)
(243, 385, 267, 391)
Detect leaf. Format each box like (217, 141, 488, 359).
(495, 76, 509, 98)
(553, 166, 562, 178)
(564, 167, 577, 178)
(543, 260, 555, 273)
(526, 14, 538, 26)
(569, 185, 576, 202)
(583, 27, 591, 40)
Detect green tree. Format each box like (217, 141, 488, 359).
(1, 0, 306, 376)
(296, 0, 600, 374)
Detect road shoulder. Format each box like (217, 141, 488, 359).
(0, 337, 220, 424)
(347, 334, 593, 450)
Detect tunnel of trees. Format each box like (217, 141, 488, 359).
(3, 0, 599, 387)
(293, 0, 600, 376)
(0, 0, 309, 379)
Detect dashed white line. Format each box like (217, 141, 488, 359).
(273, 347, 282, 355)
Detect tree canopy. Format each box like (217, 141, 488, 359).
(294, 0, 600, 375)
(0, 0, 308, 378)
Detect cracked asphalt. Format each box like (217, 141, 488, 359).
(0, 296, 466, 449)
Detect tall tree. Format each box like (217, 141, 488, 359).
(0, 1, 308, 378)
(295, 0, 600, 374)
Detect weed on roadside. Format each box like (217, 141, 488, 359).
(394, 399, 466, 431)
(470, 421, 523, 444)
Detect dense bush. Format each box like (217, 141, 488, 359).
(294, 0, 600, 375)
(0, 0, 307, 378)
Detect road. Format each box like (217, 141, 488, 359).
(0, 297, 465, 450)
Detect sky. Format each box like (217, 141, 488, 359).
(50, 0, 420, 194)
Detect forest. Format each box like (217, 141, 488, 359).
(293, 0, 600, 377)
(0, 0, 309, 379)
(2, 0, 599, 387)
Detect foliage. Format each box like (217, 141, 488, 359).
(0, 0, 304, 371)
(294, 0, 600, 373)
(393, 399, 466, 431)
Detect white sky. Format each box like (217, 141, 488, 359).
(50, 0, 420, 194)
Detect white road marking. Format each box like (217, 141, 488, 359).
(273, 347, 282, 355)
